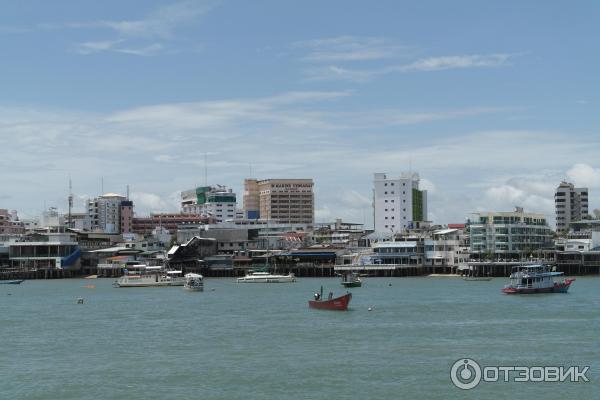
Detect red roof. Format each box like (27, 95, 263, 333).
(447, 223, 466, 229)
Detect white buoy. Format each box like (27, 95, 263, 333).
(368, 307, 373, 311)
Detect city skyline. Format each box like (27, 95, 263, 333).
(1, 1, 600, 225)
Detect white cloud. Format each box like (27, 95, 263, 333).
(67, 0, 218, 56)
(130, 192, 178, 214)
(293, 36, 410, 62)
(304, 53, 516, 82)
(567, 163, 600, 188)
(399, 54, 512, 72)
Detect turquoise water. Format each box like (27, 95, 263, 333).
(1, 276, 599, 399)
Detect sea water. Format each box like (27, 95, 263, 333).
(1, 277, 599, 399)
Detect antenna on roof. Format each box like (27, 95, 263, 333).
(204, 153, 208, 186)
(101, 177, 104, 195)
(126, 184, 130, 200)
(68, 176, 73, 229)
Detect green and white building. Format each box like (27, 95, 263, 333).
(181, 185, 237, 223)
(373, 172, 428, 234)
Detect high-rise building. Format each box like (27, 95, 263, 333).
(555, 181, 589, 233)
(88, 193, 133, 234)
(181, 185, 237, 223)
(248, 179, 314, 224)
(243, 179, 260, 219)
(373, 172, 427, 233)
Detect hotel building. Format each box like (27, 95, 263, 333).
(373, 172, 427, 233)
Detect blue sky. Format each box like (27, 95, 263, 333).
(1, 0, 600, 227)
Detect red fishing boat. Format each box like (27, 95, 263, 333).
(501, 265, 575, 294)
(308, 286, 352, 311)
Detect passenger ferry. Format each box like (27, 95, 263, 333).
(113, 265, 185, 288)
(502, 265, 574, 294)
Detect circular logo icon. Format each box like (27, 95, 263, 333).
(450, 358, 482, 390)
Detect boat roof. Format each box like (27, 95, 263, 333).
(166, 270, 182, 274)
(185, 273, 203, 278)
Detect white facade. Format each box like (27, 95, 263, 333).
(373, 172, 427, 233)
(88, 193, 127, 234)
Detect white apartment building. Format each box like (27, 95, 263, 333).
(373, 172, 427, 233)
(555, 181, 589, 233)
(88, 193, 132, 234)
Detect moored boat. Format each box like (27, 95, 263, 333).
(113, 265, 185, 288)
(184, 273, 204, 291)
(309, 287, 352, 311)
(340, 272, 362, 287)
(0, 279, 24, 285)
(501, 265, 574, 294)
(463, 276, 492, 281)
(236, 271, 296, 283)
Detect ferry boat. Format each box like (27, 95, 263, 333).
(309, 286, 352, 311)
(236, 271, 296, 283)
(184, 273, 204, 291)
(340, 272, 362, 287)
(113, 265, 185, 288)
(501, 265, 574, 294)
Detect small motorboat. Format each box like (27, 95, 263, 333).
(184, 273, 204, 291)
(0, 279, 24, 285)
(340, 272, 362, 287)
(309, 286, 352, 311)
(463, 276, 492, 281)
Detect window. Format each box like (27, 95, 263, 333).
(391, 183, 394, 186)
(385, 191, 388, 195)
(384, 183, 388, 187)
(385, 200, 388, 203)
(385, 225, 388, 228)
(385, 209, 388, 212)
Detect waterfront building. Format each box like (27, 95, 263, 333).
(132, 213, 211, 235)
(243, 178, 314, 224)
(555, 181, 589, 234)
(425, 226, 470, 271)
(181, 185, 237, 223)
(8, 232, 80, 271)
(311, 219, 366, 247)
(469, 207, 554, 262)
(0, 209, 25, 235)
(373, 172, 428, 234)
(87, 193, 133, 234)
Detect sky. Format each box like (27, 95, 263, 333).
(1, 0, 600, 228)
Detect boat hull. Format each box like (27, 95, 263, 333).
(309, 293, 352, 311)
(341, 281, 362, 288)
(236, 275, 296, 283)
(502, 279, 574, 294)
(0, 280, 24, 285)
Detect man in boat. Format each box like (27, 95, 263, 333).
(314, 292, 321, 300)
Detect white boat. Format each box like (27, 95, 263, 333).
(113, 265, 185, 288)
(236, 271, 296, 283)
(184, 273, 204, 291)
